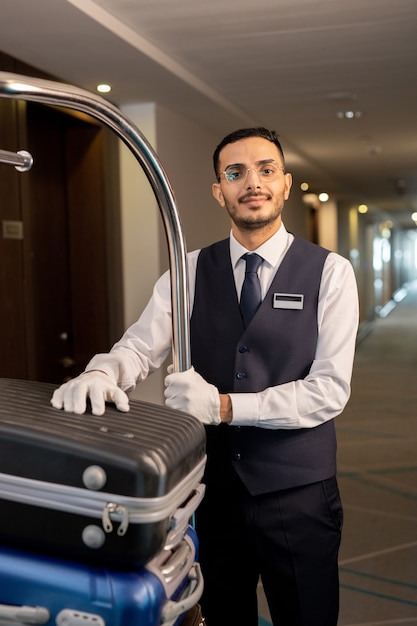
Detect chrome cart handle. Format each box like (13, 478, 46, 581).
(0, 149, 33, 171)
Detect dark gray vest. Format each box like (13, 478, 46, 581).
(190, 236, 336, 495)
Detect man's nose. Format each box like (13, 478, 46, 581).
(246, 168, 261, 187)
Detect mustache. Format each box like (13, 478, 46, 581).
(238, 191, 271, 203)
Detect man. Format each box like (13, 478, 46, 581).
(52, 127, 359, 626)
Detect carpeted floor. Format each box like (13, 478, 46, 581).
(258, 280, 417, 625)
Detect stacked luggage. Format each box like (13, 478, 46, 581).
(0, 378, 206, 626)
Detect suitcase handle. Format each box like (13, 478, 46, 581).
(0, 605, 50, 625)
(0, 72, 191, 373)
(160, 562, 204, 626)
(165, 483, 206, 549)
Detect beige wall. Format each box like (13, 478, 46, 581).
(156, 105, 231, 262)
(119, 103, 160, 329)
(317, 200, 338, 252)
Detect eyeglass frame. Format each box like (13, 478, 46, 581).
(220, 160, 286, 185)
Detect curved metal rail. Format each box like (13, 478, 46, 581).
(0, 72, 190, 372)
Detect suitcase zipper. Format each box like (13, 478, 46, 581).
(102, 502, 129, 535)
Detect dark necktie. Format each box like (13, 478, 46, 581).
(240, 253, 263, 327)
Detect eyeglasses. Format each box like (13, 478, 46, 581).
(222, 162, 285, 185)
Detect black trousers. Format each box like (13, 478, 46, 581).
(195, 473, 343, 626)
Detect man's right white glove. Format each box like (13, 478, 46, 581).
(164, 366, 221, 425)
(50, 371, 130, 416)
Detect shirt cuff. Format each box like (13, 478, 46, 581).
(85, 355, 121, 385)
(229, 393, 260, 426)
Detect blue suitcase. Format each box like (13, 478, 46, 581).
(0, 525, 202, 626)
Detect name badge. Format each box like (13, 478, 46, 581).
(273, 293, 304, 310)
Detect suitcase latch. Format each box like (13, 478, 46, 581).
(102, 502, 129, 536)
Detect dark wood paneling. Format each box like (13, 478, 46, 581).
(65, 124, 110, 373)
(24, 103, 72, 382)
(0, 92, 28, 378)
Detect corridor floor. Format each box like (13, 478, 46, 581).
(258, 280, 417, 625)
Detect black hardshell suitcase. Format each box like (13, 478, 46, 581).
(0, 378, 206, 569)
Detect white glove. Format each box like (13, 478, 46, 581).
(164, 366, 221, 425)
(51, 371, 130, 416)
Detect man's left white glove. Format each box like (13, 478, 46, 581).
(164, 366, 221, 425)
(51, 371, 130, 416)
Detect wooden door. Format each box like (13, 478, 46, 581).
(1, 100, 113, 384)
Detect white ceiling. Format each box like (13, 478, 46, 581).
(1, 0, 417, 227)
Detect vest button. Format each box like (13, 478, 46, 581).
(239, 345, 249, 353)
(236, 372, 247, 380)
(233, 453, 241, 461)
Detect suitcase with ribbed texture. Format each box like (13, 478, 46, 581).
(0, 378, 206, 569)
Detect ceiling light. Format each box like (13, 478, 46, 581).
(97, 84, 111, 93)
(337, 110, 363, 119)
(358, 204, 368, 214)
(318, 192, 329, 202)
(300, 182, 309, 191)
(411, 211, 417, 222)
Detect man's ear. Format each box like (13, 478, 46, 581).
(284, 172, 293, 200)
(212, 182, 225, 207)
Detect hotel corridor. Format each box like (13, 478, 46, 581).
(258, 280, 417, 626)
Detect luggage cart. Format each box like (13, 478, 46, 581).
(0, 73, 204, 626)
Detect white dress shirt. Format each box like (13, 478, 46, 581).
(87, 224, 359, 430)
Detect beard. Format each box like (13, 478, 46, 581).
(225, 192, 283, 231)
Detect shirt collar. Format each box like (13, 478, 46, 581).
(230, 223, 291, 269)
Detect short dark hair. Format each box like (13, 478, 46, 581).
(213, 127, 285, 181)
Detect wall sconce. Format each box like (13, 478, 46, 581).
(302, 193, 320, 209)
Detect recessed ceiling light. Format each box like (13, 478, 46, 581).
(97, 84, 111, 94)
(337, 110, 363, 119)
